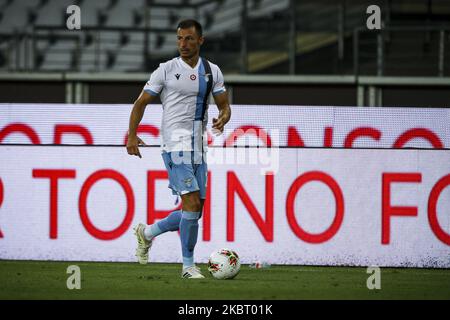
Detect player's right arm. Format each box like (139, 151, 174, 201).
(126, 90, 156, 158)
(127, 64, 164, 158)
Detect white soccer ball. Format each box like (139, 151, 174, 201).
(207, 248, 241, 280)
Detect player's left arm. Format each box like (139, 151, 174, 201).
(212, 91, 231, 134)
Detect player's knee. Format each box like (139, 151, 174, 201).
(182, 193, 202, 212)
(189, 200, 202, 213)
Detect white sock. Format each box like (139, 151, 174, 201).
(143, 224, 162, 241)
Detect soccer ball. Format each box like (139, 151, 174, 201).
(207, 248, 241, 280)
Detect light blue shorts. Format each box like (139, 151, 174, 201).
(161, 151, 208, 199)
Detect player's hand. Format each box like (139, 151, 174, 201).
(126, 135, 146, 158)
(212, 117, 225, 136)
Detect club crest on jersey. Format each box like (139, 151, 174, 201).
(175, 74, 180, 80)
(203, 73, 211, 82)
(190, 74, 196, 81)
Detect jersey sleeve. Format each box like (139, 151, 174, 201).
(212, 66, 226, 96)
(143, 64, 165, 96)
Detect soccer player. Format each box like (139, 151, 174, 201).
(126, 19, 231, 279)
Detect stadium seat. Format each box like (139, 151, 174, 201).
(4, 0, 421, 74)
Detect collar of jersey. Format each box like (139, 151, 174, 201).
(178, 56, 202, 70)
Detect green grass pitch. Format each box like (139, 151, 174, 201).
(0, 260, 449, 300)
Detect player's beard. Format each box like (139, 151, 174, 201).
(179, 46, 199, 60)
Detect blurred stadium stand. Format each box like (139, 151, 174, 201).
(0, 0, 449, 106)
